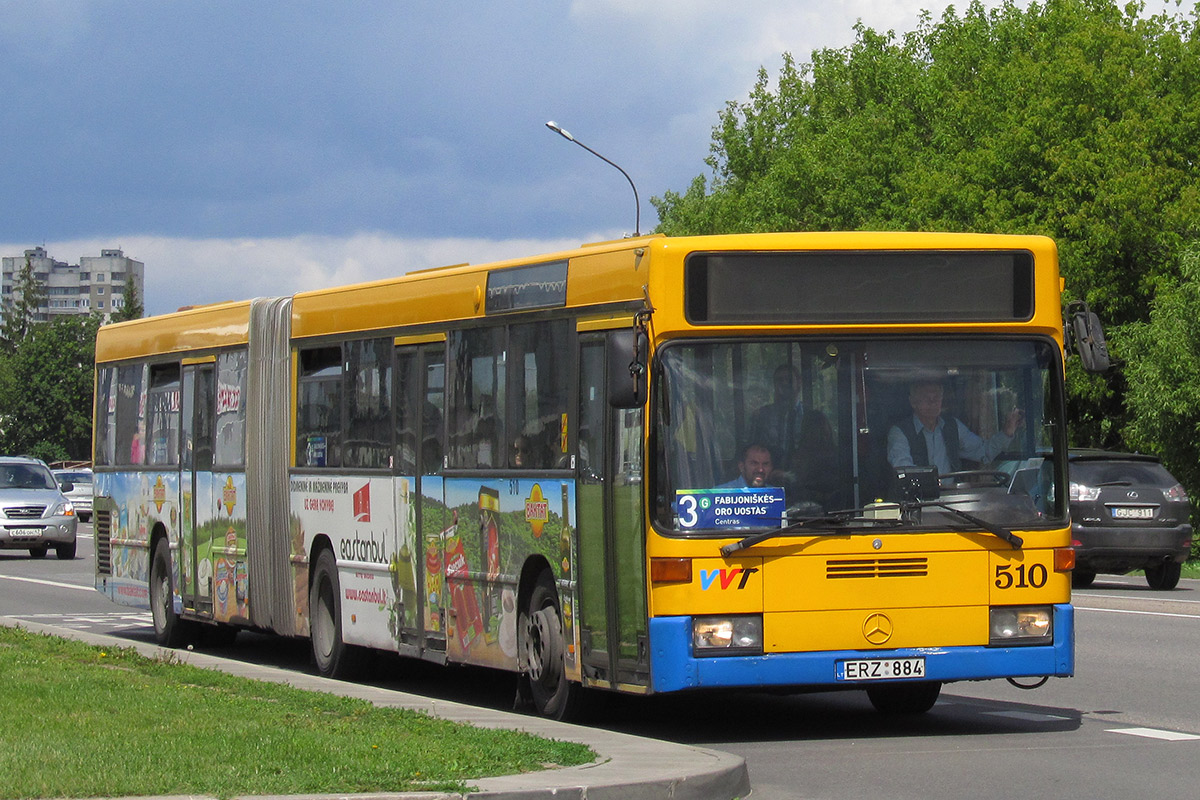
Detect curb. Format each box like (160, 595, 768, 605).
(1, 618, 750, 800)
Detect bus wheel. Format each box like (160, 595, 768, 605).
(309, 548, 364, 679)
(866, 681, 942, 715)
(1145, 561, 1182, 591)
(520, 571, 580, 720)
(150, 540, 194, 648)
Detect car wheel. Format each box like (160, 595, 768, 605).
(866, 681, 942, 714)
(519, 570, 582, 720)
(55, 540, 77, 560)
(309, 548, 365, 678)
(150, 540, 195, 647)
(28, 546, 48, 559)
(1071, 570, 1096, 589)
(1145, 562, 1182, 591)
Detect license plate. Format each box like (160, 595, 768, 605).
(838, 657, 925, 681)
(6, 528, 42, 539)
(1111, 506, 1154, 520)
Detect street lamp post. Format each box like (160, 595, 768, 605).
(545, 121, 641, 237)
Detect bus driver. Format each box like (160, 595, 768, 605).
(887, 379, 1023, 475)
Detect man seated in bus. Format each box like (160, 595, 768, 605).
(717, 443, 776, 489)
(887, 379, 1023, 475)
(750, 365, 803, 469)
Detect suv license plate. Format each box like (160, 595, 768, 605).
(1111, 507, 1154, 520)
(838, 657, 925, 681)
(6, 528, 42, 539)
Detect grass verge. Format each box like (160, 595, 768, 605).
(0, 625, 592, 799)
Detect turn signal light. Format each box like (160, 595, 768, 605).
(650, 557, 692, 583)
(1054, 547, 1076, 572)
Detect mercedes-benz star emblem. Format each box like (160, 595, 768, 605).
(863, 612, 894, 645)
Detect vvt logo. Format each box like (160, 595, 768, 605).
(699, 567, 759, 590)
(353, 483, 371, 522)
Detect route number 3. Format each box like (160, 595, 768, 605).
(995, 562, 1048, 589)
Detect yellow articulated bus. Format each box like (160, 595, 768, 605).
(93, 231, 1108, 718)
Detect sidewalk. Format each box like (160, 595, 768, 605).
(2, 618, 750, 800)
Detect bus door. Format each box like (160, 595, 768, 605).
(577, 334, 650, 690)
(394, 341, 447, 658)
(180, 361, 216, 616)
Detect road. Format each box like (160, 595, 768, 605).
(4, 528, 1199, 799)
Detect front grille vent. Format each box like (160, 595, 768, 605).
(96, 510, 112, 575)
(826, 557, 928, 579)
(4, 505, 45, 520)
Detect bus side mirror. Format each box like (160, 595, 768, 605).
(1067, 301, 1111, 373)
(607, 328, 648, 409)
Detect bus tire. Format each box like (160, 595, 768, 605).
(150, 539, 195, 648)
(866, 681, 941, 715)
(309, 548, 365, 679)
(1145, 561, 1182, 591)
(520, 570, 581, 720)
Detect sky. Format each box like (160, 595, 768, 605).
(0, 0, 1185, 316)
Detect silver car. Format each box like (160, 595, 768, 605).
(52, 467, 93, 522)
(0, 457, 79, 560)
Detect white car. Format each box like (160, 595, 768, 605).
(52, 467, 93, 522)
(1, 457, 79, 559)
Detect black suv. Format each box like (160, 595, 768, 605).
(1069, 449, 1193, 590)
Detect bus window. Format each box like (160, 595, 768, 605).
(215, 350, 248, 468)
(115, 364, 147, 466)
(448, 327, 505, 469)
(94, 367, 117, 466)
(344, 338, 392, 469)
(146, 363, 181, 467)
(507, 320, 569, 469)
(297, 346, 343, 468)
(657, 337, 1061, 534)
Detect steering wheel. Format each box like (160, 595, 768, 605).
(938, 470, 1011, 489)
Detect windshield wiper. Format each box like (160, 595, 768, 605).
(719, 507, 905, 557)
(719, 499, 1023, 557)
(905, 500, 1023, 549)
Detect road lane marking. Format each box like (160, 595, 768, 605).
(1108, 727, 1200, 741)
(983, 711, 1070, 723)
(0, 575, 94, 593)
(1074, 605, 1200, 620)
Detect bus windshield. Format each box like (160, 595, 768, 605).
(655, 337, 1066, 535)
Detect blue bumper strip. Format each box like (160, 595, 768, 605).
(650, 604, 1074, 693)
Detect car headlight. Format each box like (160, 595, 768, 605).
(693, 615, 763, 656)
(51, 501, 75, 517)
(990, 606, 1052, 645)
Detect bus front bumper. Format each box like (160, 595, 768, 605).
(648, 604, 1074, 694)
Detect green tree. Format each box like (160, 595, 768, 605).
(113, 275, 144, 321)
(654, 0, 1200, 448)
(0, 315, 101, 461)
(1, 256, 47, 352)
(1122, 244, 1200, 492)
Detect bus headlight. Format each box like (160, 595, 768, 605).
(693, 615, 763, 656)
(989, 606, 1053, 645)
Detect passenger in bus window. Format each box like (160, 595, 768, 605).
(717, 443, 775, 489)
(512, 434, 546, 469)
(751, 365, 803, 469)
(886, 379, 1023, 474)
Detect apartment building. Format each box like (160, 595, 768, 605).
(1, 247, 145, 322)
